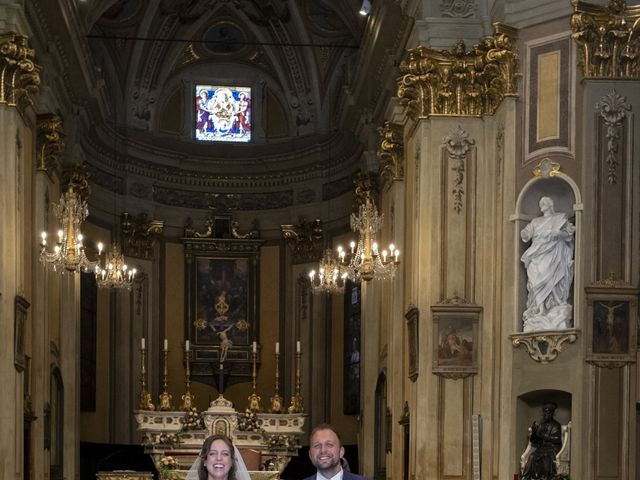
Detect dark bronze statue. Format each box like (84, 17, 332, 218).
(522, 402, 562, 480)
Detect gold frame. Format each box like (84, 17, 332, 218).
(585, 279, 638, 368)
(431, 298, 481, 379)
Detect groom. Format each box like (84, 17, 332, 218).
(304, 424, 369, 480)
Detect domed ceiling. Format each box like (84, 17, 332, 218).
(28, 0, 411, 234)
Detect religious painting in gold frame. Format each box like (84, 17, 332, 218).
(585, 280, 638, 368)
(184, 225, 264, 388)
(431, 299, 481, 379)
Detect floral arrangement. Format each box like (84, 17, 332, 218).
(157, 455, 179, 480)
(263, 433, 299, 451)
(237, 409, 262, 432)
(182, 407, 204, 430)
(145, 432, 181, 447)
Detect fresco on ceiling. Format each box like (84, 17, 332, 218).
(195, 85, 252, 143)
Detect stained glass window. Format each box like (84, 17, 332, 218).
(195, 84, 251, 143)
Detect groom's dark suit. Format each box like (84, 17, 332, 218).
(303, 472, 368, 480)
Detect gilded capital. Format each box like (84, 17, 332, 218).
(377, 122, 404, 186)
(121, 212, 165, 259)
(36, 114, 65, 174)
(281, 217, 324, 264)
(0, 33, 41, 107)
(571, 0, 640, 78)
(397, 23, 518, 119)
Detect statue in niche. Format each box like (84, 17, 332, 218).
(520, 196, 575, 332)
(522, 402, 562, 480)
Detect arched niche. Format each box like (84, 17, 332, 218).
(515, 389, 572, 476)
(512, 166, 583, 332)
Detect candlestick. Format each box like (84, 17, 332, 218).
(158, 346, 173, 410)
(252, 341, 257, 353)
(217, 362, 227, 395)
(138, 344, 155, 410)
(141, 337, 145, 350)
(288, 347, 304, 414)
(247, 345, 262, 412)
(180, 345, 194, 411)
(269, 350, 283, 413)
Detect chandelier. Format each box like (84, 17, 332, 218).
(95, 242, 137, 290)
(39, 185, 97, 273)
(309, 249, 349, 294)
(336, 193, 399, 282)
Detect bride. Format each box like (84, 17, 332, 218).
(186, 434, 251, 480)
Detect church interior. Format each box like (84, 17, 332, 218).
(1, 0, 640, 479)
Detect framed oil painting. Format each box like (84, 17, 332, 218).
(15, 295, 30, 372)
(585, 280, 638, 368)
(405, 306, 419, 382)
(431, 298, 481, 379)
(343, 279, 361, 415)
(184, 220, 264, 387)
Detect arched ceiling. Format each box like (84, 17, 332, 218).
(84, 0, 366, 164)
(27, 0, 411, 234)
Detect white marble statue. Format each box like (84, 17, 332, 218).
(521, 196, 575, 332)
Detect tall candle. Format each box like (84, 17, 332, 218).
(296, 340, 301, 354)
(252, 341, 257, 353)
(141, 337, 145, 350)
(185, 340, 190, 351)
(275, 342, 280, 354)
(164, 338, 168, 351)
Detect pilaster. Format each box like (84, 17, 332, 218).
(60, 273, 80, 480)
(395, 22, 520, 479)
(580, 79, 640, 480)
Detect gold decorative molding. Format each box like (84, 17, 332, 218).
(511, 329, 579, 363)
(120, 212, 164, 260)
(571, 0, 640, 78)
(0, 33, 40, 107)
(378, 122, 404, 186)
(280, 218, 324, 264)
(36, 114, 65, 174)
(397, 23, 518, 119)
(533, 158, 561, 178)
(178, 43, 201, 68)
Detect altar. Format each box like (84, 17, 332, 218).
(135, 394, 306, 479)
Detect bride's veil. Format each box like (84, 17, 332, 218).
(185, 444, 251, 480)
